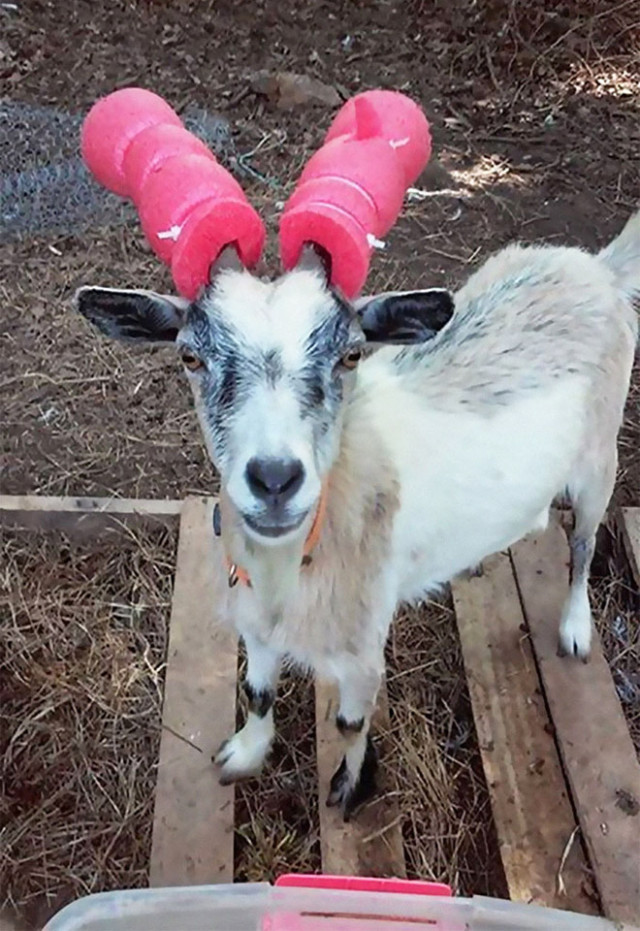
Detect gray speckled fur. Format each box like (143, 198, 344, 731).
(390, 240, 637, 414)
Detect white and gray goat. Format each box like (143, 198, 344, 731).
(76, 210, 639, 819)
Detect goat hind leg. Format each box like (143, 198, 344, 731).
(558, 534, 595, 661)
(559, 456, 616, 661)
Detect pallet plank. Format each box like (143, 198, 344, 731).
(150, 496, 237, 886)
(620, 507, 640, 591)
(452, 552, 596, 914)
(315, 679, 406, 878)
(511, 519, 640, 926)
(0, 494, 181, 538)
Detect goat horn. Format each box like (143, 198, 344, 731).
(279, 90, 432, 299)
(81, 88, 265, 300)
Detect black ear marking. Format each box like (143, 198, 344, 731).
(74, 286, 186, 344)
(356, 288, 454, 344)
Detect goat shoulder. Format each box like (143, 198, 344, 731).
(393, 243, 628, 414)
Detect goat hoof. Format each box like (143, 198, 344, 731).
(326, 736, 378, 822)
(558, 603, 592, 662)
(212, 729, 270, 784)
(557, 630, 591, 663)
(557, 637, 591, 663)
(212, 738, 230, 764)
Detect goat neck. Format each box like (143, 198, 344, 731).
(218, 488, 314, 611)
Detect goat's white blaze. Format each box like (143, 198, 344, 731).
(211, 267, 333, 351)
(226, 377, 323, 523)
(212, 268, 335, 526)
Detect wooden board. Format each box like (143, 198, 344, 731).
(620, 507, 640, 590)
(150, 496, 238, 886)
(0, 494, 181, 538)
(451, 551, 596, 914)
(315, 679, 406, 878)
(511, 519, 640, 926)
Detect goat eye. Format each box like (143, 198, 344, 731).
(341, 348, 362, 370)
(180, 350, 204, 372)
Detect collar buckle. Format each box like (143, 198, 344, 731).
(228, 563, 240, 588)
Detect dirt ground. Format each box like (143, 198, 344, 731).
(2, 0, 638, 504)
(1, 0, 639, 926)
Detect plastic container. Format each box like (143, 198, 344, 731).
(43, 875, 639, 931)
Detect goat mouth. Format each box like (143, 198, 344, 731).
(243, 511, 308, 539)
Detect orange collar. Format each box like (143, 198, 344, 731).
(225, 485, 328, 588)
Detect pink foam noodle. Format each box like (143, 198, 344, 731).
(136, 154, 244, 263)
(280, 90, 431, 298)
(325, 90, 432, 186)
(122, 123, 217, 196)
(81, 87, 265, 300)
(81, 88, 182, 196)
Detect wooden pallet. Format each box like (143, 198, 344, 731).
(453, 512, 640, 925)
(2, 496, 639, 925)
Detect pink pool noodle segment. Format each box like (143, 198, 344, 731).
(81, 87, 265, 299)
(279, 90, 431, 298)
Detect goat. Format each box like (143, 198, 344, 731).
(75, 210, 639, 819)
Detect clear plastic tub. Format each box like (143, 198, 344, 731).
(43, 877, 640, 931)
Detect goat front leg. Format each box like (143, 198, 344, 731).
(214, 633, 280, 784)
(326, 662, 382, 822)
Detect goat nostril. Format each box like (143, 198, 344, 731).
(246, 458, 305, 502)
(280, 469, 300, 494)
(247, 470, 270, 496)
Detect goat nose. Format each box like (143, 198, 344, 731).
(246, 457, 305, 504)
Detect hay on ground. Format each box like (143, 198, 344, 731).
(0, 526, 176, 929)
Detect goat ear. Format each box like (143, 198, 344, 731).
(74, 286, 188, 344)
(354, 288, 454, 344)
(209, 244, 245, 282)
(294, 241, 332, 284)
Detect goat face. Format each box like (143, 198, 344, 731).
(75, 246, 454, 542)
(180, 259, 365, 541)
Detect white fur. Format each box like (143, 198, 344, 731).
(212, 267, 330, 362)
(203, 268, 345, 525)
(225, 379, 323, 526)
(358, 365, 587, 601)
